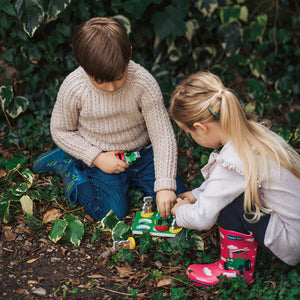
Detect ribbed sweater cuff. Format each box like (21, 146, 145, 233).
(83, 147, 102, 167)
(154, 178, 177, 192)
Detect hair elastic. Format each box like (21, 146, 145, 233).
(207, 106, 220, 120)
(216, 89, 224, 98)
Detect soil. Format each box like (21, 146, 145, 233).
(0, 204, 215, 300)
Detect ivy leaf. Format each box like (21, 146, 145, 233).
(248, 56, 267, 78)
(112, 15, 131, 35)
(12, 182, 27, 196)
(0, 86, 13, 109)
(222, 23, 241, 57)
(170, 287, 187, 300)
(64, 214, 85, 247)
(138, 231, 155, 255)
(0, 0, 17, 16)
(49, 219, 68, 243)
(122, 0, 153, 20)
(20, 195, 33, 216)
(15, 0, 45, 37)
(45, 0, 72, 22)
(112, 221, 132, 241)
(0, 86, 29, 119)
(22, 168, 34, 188)
(119, 248, 135, 263)
(247, 78, 266, 100)
(220, 6, 241, 26)
(196, 0, 218, 17)
(151, 5, 187, 39)
(0, 197, 11, 224)
(100, 210, 119, 231)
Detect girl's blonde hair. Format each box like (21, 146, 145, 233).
(170, 71, 300, 222)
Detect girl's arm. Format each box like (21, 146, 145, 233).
(174, 164, 245, 231)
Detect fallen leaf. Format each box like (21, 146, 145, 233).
(3, 226, 17, 241)
(15, 288, 26, 295)
(116, 266, 133, 278)
(38, 238, 48, 244)
(43, 208, 61, 223)
(28, 280, 38, 285)
(71, 279, 80, 285)
(27, 258, 39, 264)
(3, 247, 13, 252)
(61, 247, 67, 256)
(157, 278, 172, 287)
(87, 274, 106, 279)
(0, 170, 7, 178)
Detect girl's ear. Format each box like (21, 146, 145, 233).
(193, 122, 208, 134)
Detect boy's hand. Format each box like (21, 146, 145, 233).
(171, 197, 193, 216)
(92, 151, 129, 174)
(176, 191, 196, 203)
(156, 189, 176, 219)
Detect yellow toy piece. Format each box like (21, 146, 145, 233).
(141, 211, 154, 218)
(127, 236, 136, 249)
(169, 227, 182, 234)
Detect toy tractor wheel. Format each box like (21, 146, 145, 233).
(224, 262, 228, 270)
(238, 265, 244, 274)
(128, 237, 136, 250)
(245, 260, 251, 271)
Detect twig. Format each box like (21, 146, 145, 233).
(1, 106, 13, 130)
(94, 285, 133, 297)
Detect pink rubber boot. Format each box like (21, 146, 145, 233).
(187, 226, 257, 286)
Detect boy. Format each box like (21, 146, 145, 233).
(33, 17, 187, 220)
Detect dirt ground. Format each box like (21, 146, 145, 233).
(1, 206, 215, 300)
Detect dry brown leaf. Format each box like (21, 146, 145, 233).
(61, 247, 67, 256)
(26, 258, 39, 264)
(87, 274, 106, 279)
(15, 288, 26, 295)
(38, 238, 48, 244)
(71, 279, 80, 285)
(0, 170, 7, 178)
(28, 280, 38, 285)
(43, 208, 61, 223)
(157, 278, 172, 287)
(3, 226, 17, 241)
(116, 266, 133, 278)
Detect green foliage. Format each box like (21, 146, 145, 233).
(49, 213, 85, 247)
(0, 163, 35, 223)
(0, 1, 299, 297)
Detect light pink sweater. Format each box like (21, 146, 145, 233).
(50, 61, 178, 192)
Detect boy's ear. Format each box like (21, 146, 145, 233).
(193, 122, 208, 134)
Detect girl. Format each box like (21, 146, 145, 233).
(169, 71, 300, 286)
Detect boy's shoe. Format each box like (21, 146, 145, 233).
(33, 147, 90, 204)
(187, 226, 257, 286)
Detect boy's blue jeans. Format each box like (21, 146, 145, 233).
(72, 145, 187, 220)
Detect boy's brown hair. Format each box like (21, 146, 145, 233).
(72, 17, 132, 83)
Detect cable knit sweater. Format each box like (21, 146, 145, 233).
(176, 141, 300, 266)
(50, 60, 178, 192)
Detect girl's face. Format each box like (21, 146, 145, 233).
(89, 67, 128, 92)
(177, 121, 228, 149)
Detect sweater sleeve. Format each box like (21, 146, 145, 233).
(50, 72, 101, 166)
(175, 161, 245, 230)
(138, 73, 177, 192)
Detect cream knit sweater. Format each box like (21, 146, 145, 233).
(50, 60, 178, 192)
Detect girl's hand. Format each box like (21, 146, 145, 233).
(171, 197, 192, 216)
(92, 151, 129, 174)
(176, 191, 196, 203)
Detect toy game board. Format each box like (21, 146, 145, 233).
(132, 210, 182, 238)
